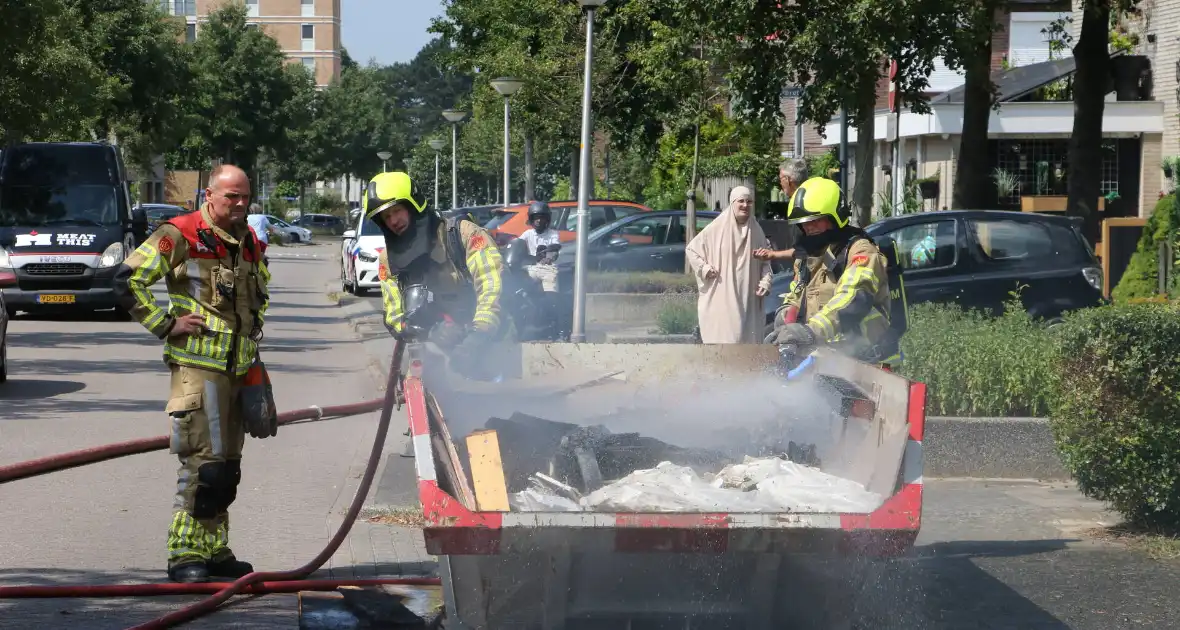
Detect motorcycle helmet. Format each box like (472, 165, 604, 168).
(527, 200, 552, 233)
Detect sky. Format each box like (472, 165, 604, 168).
(342, 0, 445, 66)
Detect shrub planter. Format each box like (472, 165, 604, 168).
(918, 180, 940, 200)
(586, 293, 694, 325)
(1020, 196, 1106, 212)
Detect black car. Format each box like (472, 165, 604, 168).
(765, 210, 1104, 325)
(139, 203, 189, 235)
(295, 213, 347, 235)
(443, 204, 502, 227)
(554, 210, 721, 277)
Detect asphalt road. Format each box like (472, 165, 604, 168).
(0, 242, 1177, 629)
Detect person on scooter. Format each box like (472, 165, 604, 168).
(769, 176, 899, 366)
(517, 200, 561, 292)
(366, 171, 506, 375)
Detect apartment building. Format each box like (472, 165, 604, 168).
(156, 0, 341, 88)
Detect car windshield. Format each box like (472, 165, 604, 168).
(266, 216, 290, 227)
(358, 215, 383, 236)
(145, 206, 184, 220)
(484, 211, 517, 230)
(0, 184, 120, 227)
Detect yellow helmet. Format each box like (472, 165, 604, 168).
(787, 177, 849, 228)
(363, 172, 426, 220)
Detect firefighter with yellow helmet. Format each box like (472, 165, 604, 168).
(769, 177, 905, 365)
(364, 171, 505, 375)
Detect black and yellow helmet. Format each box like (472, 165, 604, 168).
(787, 177, 849, 228)
(363, 172, 426, 220)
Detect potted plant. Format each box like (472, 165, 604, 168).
(917, 170, 941, 200)
(993, 167, 1019, 202)
(1163, 156, 1176, 180)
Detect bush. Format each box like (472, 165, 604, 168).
(1112, 194, 1178, 301)
(1050, 303, 1180, 527)
(586, 271, 697, 294)
(898, 297, 1057, 417)
(655, 299, 698, 335)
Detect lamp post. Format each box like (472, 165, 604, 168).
(442, 109, 467, 209)
(570, 0, 606, 343)
(428, 138, 445, 211)
(376, 151, 392, 173)
(490, 77, 524, 207)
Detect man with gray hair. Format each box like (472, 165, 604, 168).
(754, 158, 810, 262)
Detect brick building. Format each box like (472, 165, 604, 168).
(156, 0, 342, 88)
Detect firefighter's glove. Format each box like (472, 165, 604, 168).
(449, 329, 495, 381)
(772, 323, 815, 349)
(432, 320, 467, 350)
(241, 357, 279, 439)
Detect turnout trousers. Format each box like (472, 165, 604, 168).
(164, 363, 246, 568)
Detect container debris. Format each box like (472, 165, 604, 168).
(509, 457, 883, 514)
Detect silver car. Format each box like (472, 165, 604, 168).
(264, 215, 313, 244)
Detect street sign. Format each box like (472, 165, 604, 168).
(782, 85, 803, 99)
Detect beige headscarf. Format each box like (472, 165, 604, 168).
(685, 186, 773, 343)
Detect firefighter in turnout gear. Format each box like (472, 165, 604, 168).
(367, 171, 505, 377)
(770, 177, 906, 366)
(113, 165, 272, 584)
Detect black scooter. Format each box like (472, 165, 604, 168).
(502, 239, 572, 342)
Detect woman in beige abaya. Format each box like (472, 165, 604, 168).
(685, 186, 773, 343)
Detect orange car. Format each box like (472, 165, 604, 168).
(487, 200, 652, 246)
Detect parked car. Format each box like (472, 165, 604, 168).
(339, 212, 384, 296)
(483, 207, 521, 232)
(553, 210, 720, 283)
(139, 203, 190, 235)
(0, 289, 8, 383)
(490, 200, 651, 247)
(296, 213, 348, 235)
(442, 205, 503, 227)
(764, 210, 1105, 328)
(265, 215, 313, 244)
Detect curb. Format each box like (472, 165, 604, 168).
(330, 292, 1070, 481)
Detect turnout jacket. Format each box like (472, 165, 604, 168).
(114, 205, 270, 376)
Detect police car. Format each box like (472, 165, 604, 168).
(339, 211, 384, 296)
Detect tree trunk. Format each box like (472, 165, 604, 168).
(952, 11, 996, 210)
(569, 148, 580, 200)
(853, 81, 876, 226)
(524, 134, 535, 201)
(1066, 1, 1111, 244)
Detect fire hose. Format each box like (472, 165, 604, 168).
(0, 340, 443, 628)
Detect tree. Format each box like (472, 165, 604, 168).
(0, 0, 101, 142)
(66, 0, 195, 171)
(945, 0, 1003, 211)
(184, 4, 302, 169)
(675, 0, 957, 226)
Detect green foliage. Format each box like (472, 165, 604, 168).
(655, 299, 699, 335)
(898, 295, 1058, 417)
(185, 4, 306, 169)
(272, 181, 302, 200)
(806, 150, 841, 181)
(1050, 303, 1180, 527)
(304, 192, 349, 218)
(587, 272, 696, 294)
(1112, 194, 1179, 301)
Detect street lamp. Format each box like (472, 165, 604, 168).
(442, 109, 468, 210)
(376, 151, 392, 173)
(490, 77, 525, 208)
(570, 0, 606, 343)
(428, 138, 446, 211)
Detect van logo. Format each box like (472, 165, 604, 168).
(56, 233, 97, 247)
(15, 233, 53, 247)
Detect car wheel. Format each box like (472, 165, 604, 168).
(0, 340, 7, 384)
(290, 232, 302, 244)
(5, 307, 15, 320)
(354, 286, 368, 297)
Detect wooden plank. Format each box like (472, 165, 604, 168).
(465, 429, 512, 512)
(427, 392, 477, 510)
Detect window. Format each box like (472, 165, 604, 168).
(301, 24, 315, 51)
(246, 0, 259, 17)
(886, 220, 957, 271)
(1008, 12, 1071, 67)
(605, 216, 674, 248)
(968, 219, 1053, 262)
(563, 206, 609, 232)
(302, 58, 315, 75)
(609, 205, 642, 221)
(301, 0, 315, 17)
(185, 23, 196, 43)
(158, 0, 195, 16)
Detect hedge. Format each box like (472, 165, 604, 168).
(586, 271, 697, 294)
(1111, 193, 1178, 301)
(898, 298, 1057, 417)
(1049, 303, 1180, 527)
